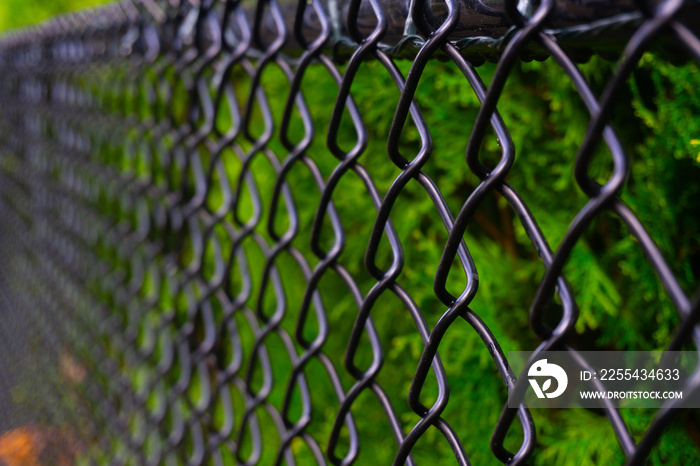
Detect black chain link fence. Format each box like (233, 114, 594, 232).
(0, 0, 699, 464)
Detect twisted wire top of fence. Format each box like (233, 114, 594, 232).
(0, 0, 699, 464)
(2, 0, 699, 63)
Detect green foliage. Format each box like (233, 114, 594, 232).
(141, 52, 696, 464)
(0, 0, 110, 32)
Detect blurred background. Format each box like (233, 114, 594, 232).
(0, 0, 108, 32)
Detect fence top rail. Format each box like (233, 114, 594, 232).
(0, 0, 698, 65)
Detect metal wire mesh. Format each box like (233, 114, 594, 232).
(0, 0, 699, 464)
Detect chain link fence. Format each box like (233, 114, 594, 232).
(0, 0, 699, 464)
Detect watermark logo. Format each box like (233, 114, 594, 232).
(528, 359, 568, 399)
(509, 351, 697, 408)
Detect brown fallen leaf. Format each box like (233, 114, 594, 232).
(58, 351, 87, 385)
(0, 425, 81, 466)
(0, 426, 41, 466)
